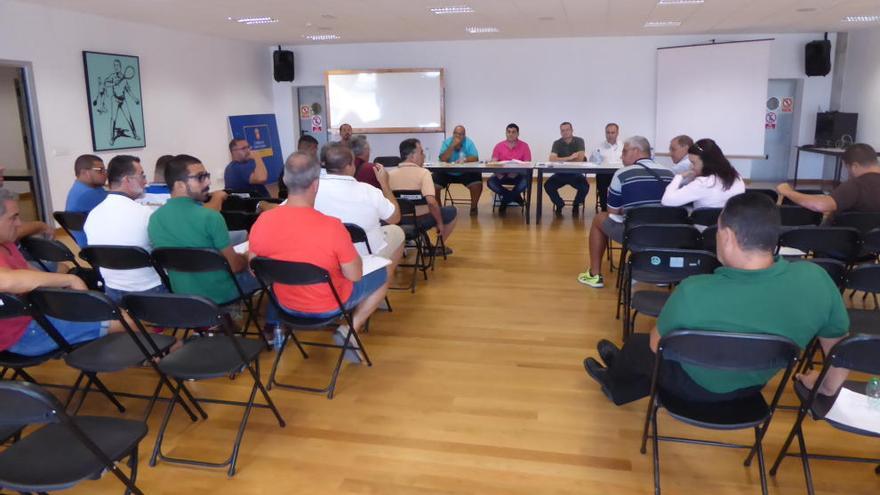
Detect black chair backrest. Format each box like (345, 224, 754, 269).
(629, 249, 720, 283)
(831, 211, 880, 234)
(152, 247, 230, 274)
(777, 226, 862, 262)
(806, 258, 848, 289)
(844, 263, 880, 293)
(700, 225, 718, 253)
(826, 334, 880, 375)
(863, 228, 880, 254)
(779, 205, 823, 227)
(344, 223, 371, 254)
(659, 330, 800, 372)
(79, 245, 155, 271)
(625, 224, 702, 251)
(122, 292, 224, 329)
(0, 381, 64, 426)
(374, 156, 401, 168)
(747, 188, 779, 203)
(393, 189, 428, 205)
(28, 287, 119, 323)
(221, 210, 259, 233)
(0, 292, 30, 320)
(18, 236, 77, 264)
(250, 257, 331, 287)
(689, 208, 722, 226)
(221, 195, 259, 213)
(625, 206, 690, 228)
(52, 211, 87, 233)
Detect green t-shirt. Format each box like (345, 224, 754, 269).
(147, 197, 236, 304)
(657, 258, 848, 393)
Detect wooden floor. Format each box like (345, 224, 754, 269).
(29, 185, 880, 494)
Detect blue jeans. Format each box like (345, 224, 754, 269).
(104, 284, 168, 305)
(9, 317, 109, 356)
(544, 173, 589, 209)
(488, 174, 528, 205)
(267, 269, 387, 323)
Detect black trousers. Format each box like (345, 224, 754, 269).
(595, 174, 612, 211)
(604, 334, 761, 405)
(544, 173, 589, 209)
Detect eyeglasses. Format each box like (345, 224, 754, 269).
(232, 146, 251, 152)
(90, 167, 107, 174)
(126, 172, 147, 180)
(185, 172, 211, 182)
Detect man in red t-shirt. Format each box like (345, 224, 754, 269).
(249, 152, 389, 363)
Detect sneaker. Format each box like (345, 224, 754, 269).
(583, 358, 614, 402)
(577, 271, 604, 288)
(334, 327, 362, 364)
(597, 339, 620, 368)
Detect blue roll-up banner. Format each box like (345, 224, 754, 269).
(228, 114, 284, 181)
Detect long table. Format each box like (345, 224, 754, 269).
(792, 145, 880, 187)
(534, 162, 620, 224)
(425, 162, 536, 224)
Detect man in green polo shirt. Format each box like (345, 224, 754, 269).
(148, 154, 257, 304)
(584, 192, 850, 405)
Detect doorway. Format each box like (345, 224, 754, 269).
(751, 78, 803, 181)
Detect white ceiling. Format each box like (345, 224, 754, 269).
(21, 0, 880, 45)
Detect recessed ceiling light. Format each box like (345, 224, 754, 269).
(227, 16, 279, 25)
(430, 6, 474, 15)
(465, 26, 499, 34)
(658, 0, 704, 5)
(645, 21, 682, 27)
(842, 15, 880, 22)
(304, 34, 340, 41)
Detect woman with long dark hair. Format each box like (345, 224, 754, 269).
(661, 138, 745, 208)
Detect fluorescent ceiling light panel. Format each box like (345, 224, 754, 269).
(842, 15, 880, 22)
(658, 0, 704, 4)
(431, 6, 474, 15)
(305, 34, 340, 41)
(228, 16, 279, 25)
(645, 21, 682, 27)
(465, 26, 499, 33)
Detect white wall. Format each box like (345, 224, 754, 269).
(0, 0, 275, 214)
(273, 33, 835, 179)
(0, 66, 28, 178)
(841, 27, 880, 146)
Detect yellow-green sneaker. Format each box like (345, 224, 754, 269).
(577, 271, 604, 288)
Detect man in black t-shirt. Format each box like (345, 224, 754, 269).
(545, 122, 588, 217)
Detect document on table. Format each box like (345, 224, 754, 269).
(233, 241, 249, 255)
(362, 254, 391, 275)
(825, 387, 880, 434)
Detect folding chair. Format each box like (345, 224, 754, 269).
(700, 225, 718, 254)
(151, 247, 266, 345)
(0, 293, 66, 386)
(390, 196, 427, 292)
(770, 334, 880, 494)
(831, 211, 880, 234)
(374, 156, 401, 168)
(842, 263, 880, 337)
(864, 228, 880, 256)
(747, 188, 779, 203)
(28, 287, 189, 420)
(0, 381, 147, 495)
(52, 211, 88, 247)
(250, 257, 372, 399)
(776, 226, 862, 264)
(394, 190, 445, 274)
(641, 330, 800, 495)
(344, 223, 392, 313)
(689, 207, 723, 227)
(779, 205, 823, 227)
(612, 206, 691, 275)
(221, 210, 260, 233)
(0, 424, 22, 445)
(79, 245, 169, 292)
(807, 258, 848, 291)
(17, 237, 101, 291)
(122, 292, 285, 477)
(622, 249, 720, 340)
(443, 185, 471, 207)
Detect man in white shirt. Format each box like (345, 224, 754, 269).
(315, 142, 405, 275)
(668, 135, 694, 175)
(588, 123, 623, 212)
(83, 154, 166, 302)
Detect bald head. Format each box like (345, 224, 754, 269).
(282, 151, 321, 195)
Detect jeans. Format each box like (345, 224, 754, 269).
(9, 317, 109, 356)
(596, 174, 612, 211)
(266, 269, 387, 323)
(544, 173, 589, 209)
(487, 174, 528, 205)
(104, 284, 168, 305)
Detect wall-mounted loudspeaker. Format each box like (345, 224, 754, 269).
(805, 39, 831, 77)
(273, 48, 294, 82)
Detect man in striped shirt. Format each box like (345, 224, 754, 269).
(578, 136, 673, 288)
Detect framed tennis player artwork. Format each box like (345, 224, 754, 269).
(82, 51, 146, 151)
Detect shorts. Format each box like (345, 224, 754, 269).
(601, 216, 625, 243)
(376, 225, 405, 259)
(271, 269, 388, 321)
(104, 284, 168, 304)
(415, 206, 458, 229)
(9, 317, 109, 357)
(433, 171, 483, 188)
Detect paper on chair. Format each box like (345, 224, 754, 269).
(362, 254, 391, 275)
(824, 387, 880, 435)
(233, 241, 249, 255)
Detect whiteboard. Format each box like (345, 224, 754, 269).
(656, 40, 771, 158)
(326, 69, 445, 133)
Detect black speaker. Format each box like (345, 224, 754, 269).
(805, 40, 831, 77)
(815, 111, 858, 147)
(273, 49, 294, 82)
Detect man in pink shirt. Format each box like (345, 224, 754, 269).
(489, 123, 532, 214)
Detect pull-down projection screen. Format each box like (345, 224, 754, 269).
(655, 39, 772, 158)
(326, 68, 445, 133)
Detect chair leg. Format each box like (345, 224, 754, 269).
(651, 406, 661, 495)
(753, 426, 769, 495)
(770, 408, 808, 476)
(72, 375, 93, 415)
(640, 399, 656, 455)
(226, 380, 259, 477)
(250, 359, 285, 427)
(123, 447, 141, 495)
(63, 372, 86, 410)
(795, 426, 816, 495)
(266, 332, 291, 391)
(88, 373, 126, 413)
(287, 329, 309, 359)
(150, 380, 182, 467)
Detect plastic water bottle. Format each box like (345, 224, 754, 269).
(273, 326, 284, 352)
(867, 377, 880, 410)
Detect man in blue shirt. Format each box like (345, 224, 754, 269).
(435, 125, 483, 215)
(223, 138, 269, 196)
(65, 154, 108, 246)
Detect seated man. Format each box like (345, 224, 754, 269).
(350, 135, 381, 189)
(389, 138, 458, 250)
(0, 164, 53, 241)
(668, 135, 694, 175)
(434, 125, 482, 215)
(588, 123, 623, 212)
(278, 134, 319, 199)
(249, 151, 389, 363)
(0, 188, 124, 356)
(777, 143, 880, 215)
(148, 154, 257, 305)
(584, 192, 849, 405)
(84, 154, 166, 303)
(224, 138, 269, 197)
(578, 136, 674, 288)
(315, 142, 404, 273)
(546, 122, 588, 217)
(65, 154, 108, 245)
(488, 123, 532, 214)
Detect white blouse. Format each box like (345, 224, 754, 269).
(661, 174, 746, 209)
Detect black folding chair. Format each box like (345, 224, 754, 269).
(748, 188, 779, 203)
(28, 288, 188, 420)
(776, 226, 862, 264)
(689, 207, 722, 227)
(641, 330, 800, 495)
(374, 156, 401, 168)
(611, 206, 691, 274)
(52, 211, 87, 246)
(0, 381, 147, 495)
(862, 227, 880, 256)
(700, 225, 718, 254)
(0, 424, 22, 445)
(779, 205, 823, 227)
(250, 257, 372, 399)
(79, 245, 169, 293)
(831, 211, 880, 234)
(151, 247, 266, 345)
(806, 258, 848, 291)
(344, 223, 392, 314)
(622, 249, 720, 340)
(843, 263, 880, 337)
(770, 335, 880, 494)
(221, 210, 260, 233)
(394, 190, 444, 287)
(0, 293, 67, 386)
(122, 292, 285, 477)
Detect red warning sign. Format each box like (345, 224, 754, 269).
(781, 97, 793, 113)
